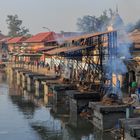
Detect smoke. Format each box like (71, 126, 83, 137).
(104, 13, 132, 98)
(53, 33, 64, 45)
(106, 58, 127, 77)
(117, 43, 131, 59)
(125, 23, 135, 33)
(54, 32, 84, 45)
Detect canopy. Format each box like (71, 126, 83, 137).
(45, 45, 94, 55)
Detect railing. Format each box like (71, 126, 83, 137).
(8, 61, 55, 75)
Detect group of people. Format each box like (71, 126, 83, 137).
(26, 61, 50, 70)
(36, 61, 50, 69)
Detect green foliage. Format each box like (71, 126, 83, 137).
(77, 9, 114, 33)
(77, 15, 99, 33)
(6, 14, 29, 37)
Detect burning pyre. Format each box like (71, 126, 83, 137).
(102, 11, 132, 105)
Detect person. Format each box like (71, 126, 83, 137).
(57, 64, 61, 74)
(129, 81, 140, 104)
(37, 61, 39, 69)
(42, 61, 45, 67)
(138, 85, 140, 94)
(54, 64, 57, 74)
(45, 62, 48, 67)
(80, 38, 85, 46)
(137, 85, 140, 101)
(131, 80, 137, 95)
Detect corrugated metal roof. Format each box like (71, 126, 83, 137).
(0, 37, 11, 43)
(45, 46, 93, 55)
(25, 32, 55, 43)
(65, 30, 116, 42)
(0, 33, 6, 40)
(7, 37, 26, 44)
(19, 53, 42, 56)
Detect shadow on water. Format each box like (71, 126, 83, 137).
(0, 71, 115, 140)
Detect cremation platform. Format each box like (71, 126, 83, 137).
(89, 102, 132, 130)
(119, 117, 140, 140)
(66, 90, 100, 127)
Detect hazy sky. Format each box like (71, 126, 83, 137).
(0, 0, 140, 35)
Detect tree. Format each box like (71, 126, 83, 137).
(6, 15, 29, 37)
(98, 10, 110, 31)
(77, 15, 99, 33)
(77, 10, 114, 33)
(109, 8, 115, 17)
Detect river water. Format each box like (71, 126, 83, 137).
(0, 72, 114, 140)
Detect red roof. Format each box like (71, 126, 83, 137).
(0, 33, 6, 40)
(25, 32, 56, 43)
(0, 37, 11, 43)
(7, 37, 26, 44)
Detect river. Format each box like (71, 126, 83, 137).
(0, 72, 113, 140)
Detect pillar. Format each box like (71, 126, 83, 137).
(27, 76, 31, 91)
(44, 84, 49, 104)
(22, 74, 26, 88)
(17, 71, 20, 86)
(35, 80, 40, 96)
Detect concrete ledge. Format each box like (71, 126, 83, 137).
(89, 102, 131, 130)
(33, 75, 58, 81)
(50, 84, 77, 91)
(66, 90, 100, 100)
(89, 102, 130, 113)
(119, 118, 140, 139)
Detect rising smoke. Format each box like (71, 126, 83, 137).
(105, 12, 132, 98)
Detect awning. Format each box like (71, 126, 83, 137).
(45, 45, 94, 55)
(18, 53, 42, 56)
(37, 46, 58, 52)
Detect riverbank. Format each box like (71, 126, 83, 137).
(4, 63, 116, 140)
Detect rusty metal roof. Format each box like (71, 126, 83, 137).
(7, 37, 27, 44)
(25, 32, 54, 43)
(65, 30, 116, 42)
(44, 45, 93, 55)
(19, 53, 42, 56)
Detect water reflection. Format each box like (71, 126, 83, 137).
(0, 71, 115, 140)
(10, 87, 95, 140)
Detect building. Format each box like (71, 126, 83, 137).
(0, 34, 8, 62)
(128, 29, 140, 85)
(24, 32, 58, 52)
(0, 37, 11, 62)
(7, 36, 27, 53)
(7, 36, 27, 62)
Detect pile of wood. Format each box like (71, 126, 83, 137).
(102, 94, 123, 105)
